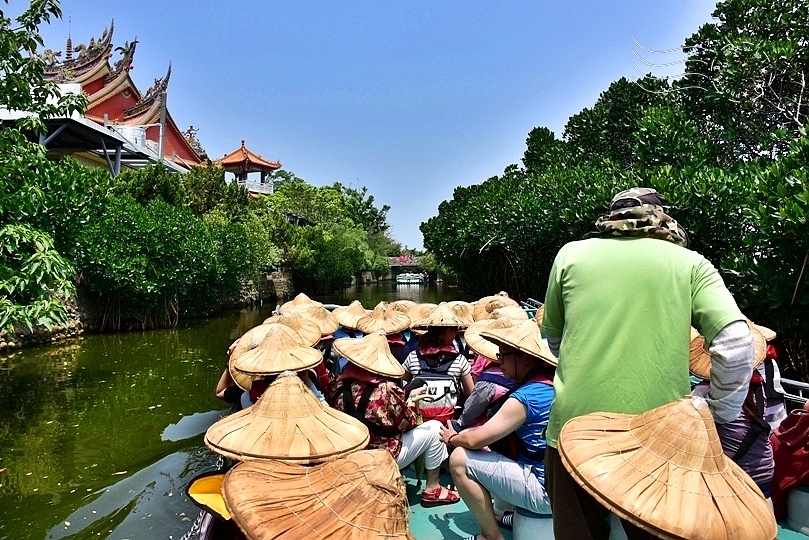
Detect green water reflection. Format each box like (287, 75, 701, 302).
(0, 283, 468, 539)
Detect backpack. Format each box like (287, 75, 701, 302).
(412, 350, 461, 424)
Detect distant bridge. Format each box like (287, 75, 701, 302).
(388, 256, 422, 268)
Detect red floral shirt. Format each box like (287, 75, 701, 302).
(326, 378, 417, 458)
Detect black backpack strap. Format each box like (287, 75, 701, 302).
(732, 379, 771, 461)
(342, 383, 356, 415)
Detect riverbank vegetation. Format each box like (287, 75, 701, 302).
(421, 0, 809, 379)
(1, 1, 400, 335)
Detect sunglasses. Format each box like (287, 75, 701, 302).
(496, 351, 518, 362)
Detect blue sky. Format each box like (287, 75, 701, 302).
(36, 1, 718, 250)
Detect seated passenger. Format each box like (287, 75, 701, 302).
(691, 324, 775, 496)
(440, 319, 556, 540)
(402, 304, 475, 424)
(326, 330, 460, 507)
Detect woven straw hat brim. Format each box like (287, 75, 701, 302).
(472, 293, 519, 321)
(332, 301, 370, 330)
(333, 332, 405, 378)
(480, 319, 557, 366)
(356, 303, 411, 335)
(412, 304, 469, 329)
(533, 305, 545, 326)
(558, 397, 777, 540)
(279, 293, 321, 314)
(389, 300, 417, 314)
(231, 324, 323, 377)
(689, 322, 767, 380)
(223, 449, 414, 540)
(262, 314, 321, 346)
(405, 303, 436, 332)
(484, 306, 529, 321)
(751, 322, 776, 342)
(205, 374, 369, 463)
(293, 305, 340, 335)
(464, 319, 502, 360)
(229, 324, 309, 390)
(445, 301, 475, 327)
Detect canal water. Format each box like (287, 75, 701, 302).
(0, 282, 470, 540)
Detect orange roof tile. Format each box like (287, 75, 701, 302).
(215, 140, 281, 171)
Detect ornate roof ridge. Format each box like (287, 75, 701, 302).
(105, 37, 138, 83)
(215, 140, 282, 170)
(43, 19, 114, 81)
(124, 63, 171, 119)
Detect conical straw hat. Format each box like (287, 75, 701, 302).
(222, 448, 414, 540)
(533, 304, 545, 326)
(356, 302, 410, 335)
(473, 292, 519, 321)
(445, 301, 475, 327)
(464, 310, 528, 360)
(413, 303, 469, 329)
(229, 323, 309, 391)
(332, 300, 370, 330)
(231, 323, 323, 377)
(294, 305, 340, 336)
(334, 330, 405, 378)
(389, 299, 416, 314)
(751, 321, 776, 342)
(689, 322, 767, 380)
(262, 312, 321, 346)
(279, 292, 321, 314)
(405, 303, 436, 334)
(205, 372, 369, 463)
(558, 396, 777, 540)
(480, 318, 557, 366)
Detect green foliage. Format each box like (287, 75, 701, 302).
(680, 0, 809, 158)
(0, 0, 87, 134)
(112, 163, 184, 206)
(75, 195, 219, 328)
(0, 224, 75, 333)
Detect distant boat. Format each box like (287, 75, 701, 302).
(396, 272, 428, 284)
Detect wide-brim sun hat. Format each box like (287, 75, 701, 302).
(205, 372, 369, 463)
(292, 305, 340, 336)
(389, 299, 417, 314)
(262, 312, 321, 346)
(533, 304, 545, 326)
(405, 303, 437, 334)
(279, 292, 321, 314)
(230, 323, 323, 378)
(333, 330, 405, 378)
(332, 300, 370, 330)
(229, 323, 310, 391)
(412, 303, 469, 329)
(472, 292, 520, 321)
(464, 309, 528, 359)
(558, 396, 777, 540)
(690, 321, 767, 380)
(356, 302, 410, 335)
(222, 448, 414, 540)
(444, 300, 475, 327)
(480, 318, 557, 366)
(751, 321, 776, 342)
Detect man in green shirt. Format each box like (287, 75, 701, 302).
(541, 187, 753, 540)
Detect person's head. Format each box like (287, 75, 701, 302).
(494, 345, 546, 381)
(609, 187, 663, 214)
(420, 326, 458, 347)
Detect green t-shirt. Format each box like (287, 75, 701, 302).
(541, 237, 743, 448)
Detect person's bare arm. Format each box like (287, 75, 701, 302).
(441, 398, 526, 449)
(459, 372, 474, 397)
(215, 368, 235, 399)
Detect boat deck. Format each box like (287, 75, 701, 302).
(402, 468, 513, 540)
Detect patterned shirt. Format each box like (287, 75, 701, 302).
(326, 378, 417, 458)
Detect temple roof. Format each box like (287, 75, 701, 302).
(43, 20, 115, 84)
(216, 140, 281, 172)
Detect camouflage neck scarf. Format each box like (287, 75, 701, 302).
(586, 204, 688, 247)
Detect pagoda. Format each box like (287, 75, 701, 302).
(215, 140, 281, 196)
(42, 20, 206, 169)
